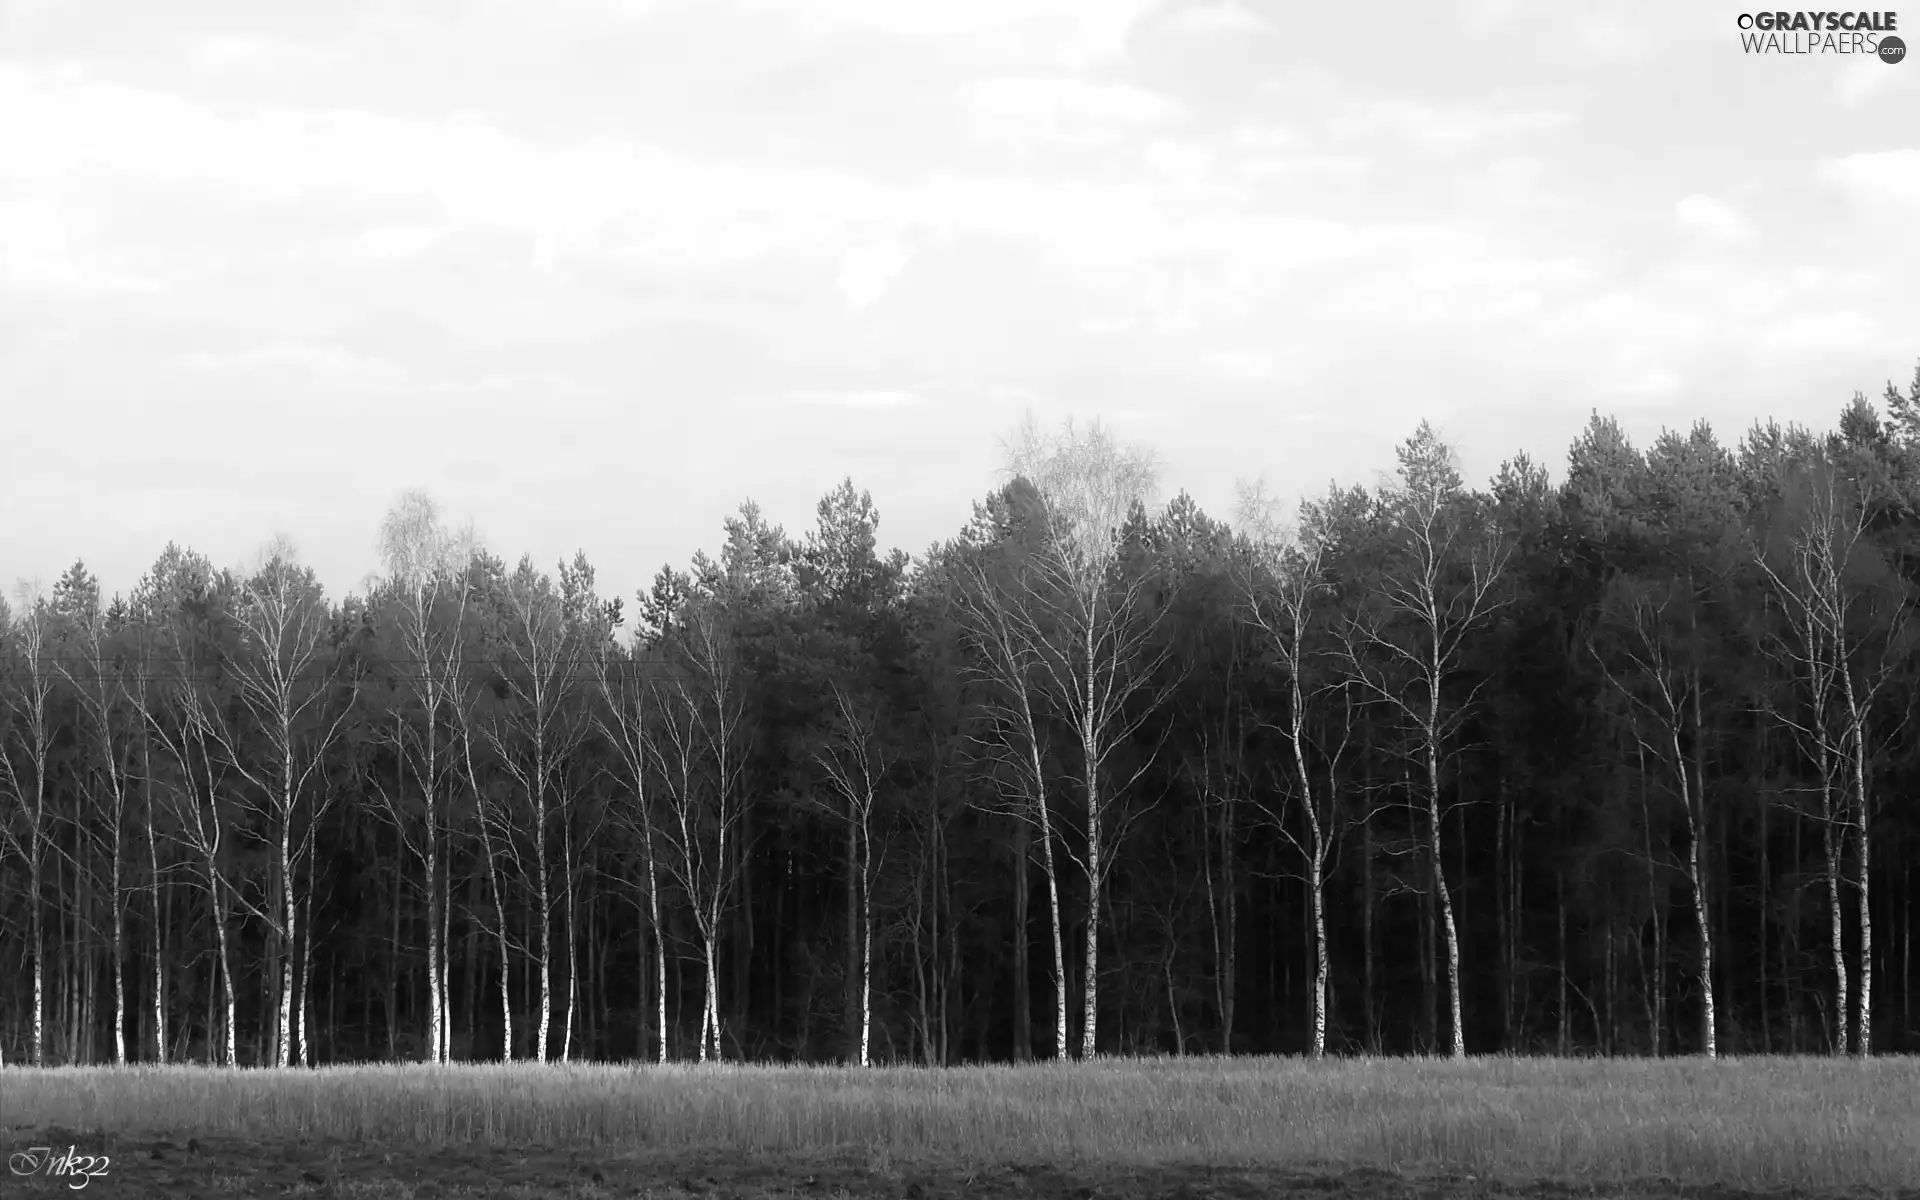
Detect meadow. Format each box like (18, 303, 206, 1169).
(5, 1056, 1917, 1197)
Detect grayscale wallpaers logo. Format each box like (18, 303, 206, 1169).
(1736, 10, 1904, 58)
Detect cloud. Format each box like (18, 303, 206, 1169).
(0, 192, 161, 295)
(785, 388, 923, 408)
(180, 341, 408, 387)
(356, 226, 453, 261)
(0, 64, 1444, 300)
(1756, 310, 1880, 355)
(1833, 59, 1903, 107)
(590, 0, 1158, 66)
(960, 76, 1183, 148)
(1329, 100, 1572, 153)
(192, 33, 330, 75)
(774, 0, 1160, 66)
(1194, 348, 1307, 384)
(1154, 2, 1273, 37)
(1599, 366, 1682, 401)
(836, 239, 915, 310)
(1674, 194, 1756, 244)
(1819, 149, 1920, 209)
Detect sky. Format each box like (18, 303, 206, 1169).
(2, 0, 1917, 609)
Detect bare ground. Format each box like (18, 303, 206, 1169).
(7, 1126, 1912, 1200)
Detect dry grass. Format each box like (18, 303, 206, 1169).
(6, 1055, 1916, 1190)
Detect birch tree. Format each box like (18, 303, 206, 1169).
(651, 594, 747, 1062)
(0, 584, 54, 1065)
(949, 482, 1069, 1061)
(592, 635, 670, 1062)
(1336, 423, 1507, 1059)
(480, 556, 589, 1063)
(139, 559, 245, 1066)
(208, 546, 355, 1066)
(812, 681, 895, 1066)
(1237, 481, 1361, 1058)
(1001, 416, 1174, 1059)
(1755, 454, 1908, 1055)
(372, 491, 476, 1063)
(50, 564, 135, 1065)
(1591, 578, 1720, 1057)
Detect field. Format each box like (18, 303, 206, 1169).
(4, 1056, 1916, 1198)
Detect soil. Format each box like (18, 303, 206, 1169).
(4, 1125, 1908, 1199)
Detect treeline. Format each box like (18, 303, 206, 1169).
(4, 372, 1920, 1068)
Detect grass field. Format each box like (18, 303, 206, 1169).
(5, 1056, 1916, 1197)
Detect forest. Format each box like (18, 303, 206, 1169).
(4, 366, 1919, 1070)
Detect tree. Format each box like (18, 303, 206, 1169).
(1336, 422, 1508, 1059)
(1002, 416, 1175, 1059)
(138, 553, 246, 1066)
(793, 479, 908, 1064)
(651, 592, 748, 1062)
(948, 481, 1070, 1061)
(1238, 482, 1359, 1058)
(1587, 422, 1747, 1059)
(0, 584, 55, 1065)
(591, 633, 670, 1063)
(1755, 450, 1910, 1054)
(478, 556, 591, 1063)
(48, 562, 138, 1066)
(371, 491, 477, 1064)
(811, 682, 896, 1067)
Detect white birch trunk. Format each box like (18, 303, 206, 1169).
(298, 882, 314, 1066)
(1821, 763, 1849, 1054)
(1842, 666, 1873, 1055)
(562, 834, 578, 1063)
(647, 826, 667, 1063)
(211, 871, 237, 1067)
(1669, 721, 1716, 1059)
(277, 781, 296, 1067)
(535, 769, 552, 1064)
(147, 793, 166, 1065)
(1429, 648, 1465, 1060)
(1035, 741, 1069, 1061)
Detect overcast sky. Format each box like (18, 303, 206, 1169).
(2, 0, 1916, 609)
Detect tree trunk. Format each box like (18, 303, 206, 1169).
(859, 818, 873, 1068)
(1362, 811, 1377, 1053)
(534, 775, 552, 1064)
(647, 830, 666, 1064)
(388, 861, 402, 1060)
(1498, 778, 1512, 1051)
(845, 814, 859, 1064)
(1011, 820, 1031, 1062)
(211, 870, 237, 1068)
(1162, 944, 1183, 1054)
(1821, 758, 1849, 1055)
(702, 930, 721, 1062)
(1428, 685, 1465, 1060)
(562, 830, 579, 1063)
(110, 806, 126, 1067)
(146, 737, 166, 1066)
(476, 792, 516, 1062)
(1843, 666, 1872, 1056)
(1684, 676, 1717, 1059)
(28, 810, 45, 1067)
(1638, 738, 1664, 1057)
(1557, 869, 1569, 1056)
(1213, 777, 1237, 1053)
(277, 791, 296, 1067)
(298, 882, 314, 1066)
(1031, 739, 1068, 1062)
(1080, 745, 1101, 1061)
